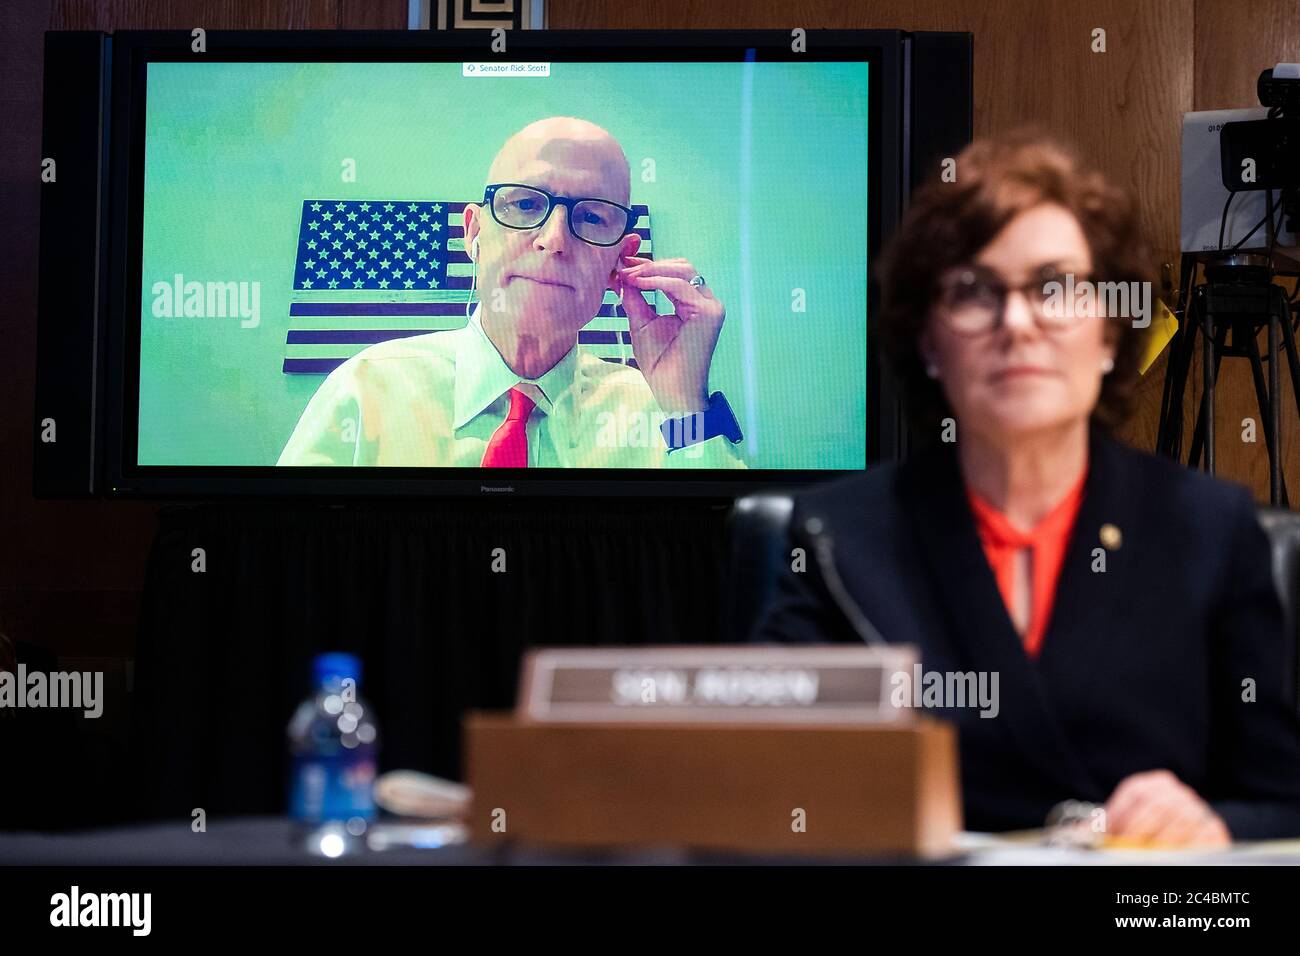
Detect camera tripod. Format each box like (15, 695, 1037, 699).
(1157, 250, 1300, 506)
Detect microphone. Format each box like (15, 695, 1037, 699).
(802, 516, 886, 646)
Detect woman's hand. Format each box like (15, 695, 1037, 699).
(1102, 769, 1231, 848)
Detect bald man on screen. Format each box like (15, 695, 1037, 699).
(278, 116, 745, 468)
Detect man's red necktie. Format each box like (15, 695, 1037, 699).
(480, 386, 535, 467)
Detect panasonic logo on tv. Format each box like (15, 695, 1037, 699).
(480, 485, 515, 493)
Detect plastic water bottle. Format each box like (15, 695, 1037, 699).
(287, 652, 380, 854)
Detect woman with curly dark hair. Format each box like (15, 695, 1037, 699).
(758, 129, 1300, 846)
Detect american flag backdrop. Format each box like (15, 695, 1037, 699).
(283, 198, 653, 375)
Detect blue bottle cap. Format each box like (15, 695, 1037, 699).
(313, 652, 362, 689)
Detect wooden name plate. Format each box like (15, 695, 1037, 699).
(464, 713, 962, 857)
(518, 645, 920, 723)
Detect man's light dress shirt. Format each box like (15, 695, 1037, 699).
(278, 304, 746, 468)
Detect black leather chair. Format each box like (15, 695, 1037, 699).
(721, 494, 794, 648)
(727, 493, 1300, 713)
(1259, 507, 1300, 711)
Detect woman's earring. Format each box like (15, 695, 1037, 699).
(925, 362, 940, 379)
(1101, 356, 1115, 374)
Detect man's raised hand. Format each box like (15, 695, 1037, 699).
(616, 255, 725, 414)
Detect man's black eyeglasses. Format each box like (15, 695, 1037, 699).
(481, 183, 634, 247)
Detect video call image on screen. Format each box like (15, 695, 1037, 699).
(137, 60, 869, 469)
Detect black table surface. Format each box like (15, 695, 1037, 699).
(9, 817, 1300, 866)
(0, 816, 935, 866)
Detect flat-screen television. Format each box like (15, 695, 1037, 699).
(34, 29, 971, 497)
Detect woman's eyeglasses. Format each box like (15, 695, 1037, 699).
(935, 264, 1094, 335)
(481, 183, 634, 247)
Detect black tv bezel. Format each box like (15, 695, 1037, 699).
(104, 29, 901, 498)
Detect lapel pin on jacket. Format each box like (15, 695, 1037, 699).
(1099, 523, 1122, 550)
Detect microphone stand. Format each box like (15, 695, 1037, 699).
(803, 517, 886, 646)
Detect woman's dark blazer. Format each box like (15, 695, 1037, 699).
(755, 429, 1300, 838)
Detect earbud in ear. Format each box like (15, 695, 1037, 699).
(470, 237, 480, 261)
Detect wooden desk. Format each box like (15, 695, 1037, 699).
(465, 712, 962, 857)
